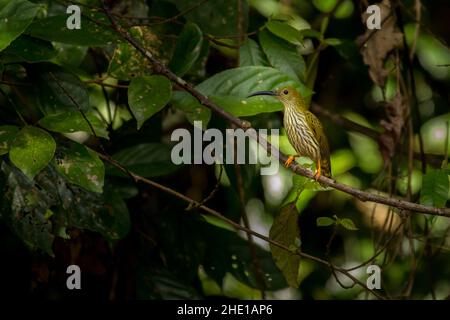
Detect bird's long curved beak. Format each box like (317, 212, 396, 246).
(247, 90, 277, 98)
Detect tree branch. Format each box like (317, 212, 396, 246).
(101, 5, 450, 218)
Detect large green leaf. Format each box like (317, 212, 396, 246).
(27, 63, 89, 115)
(39, 111, 109, 139)
(259, 29, 305, 82)
(110, 143, 180, 178)
(108, 26, 162, 80)
(169, 23, 203, 76)
(9, 126, 56, 180)
(266, 20, 302, 46)
(209, 95, 283, 117)
(0, 0, 41, 51)
(167, 0, 248, 37)
(172, 66, 311, 121)
(239, 38, 268, 67)
(55, 143, 105, 193)
(269, 203, 301, 288)
(128, 75, 172, 129)
(420, 169, 449, 208)
(0, 125, 19, 155)
(26, 12, 119, 46)
(1, 35, 57, 62)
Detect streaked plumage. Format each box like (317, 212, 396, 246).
(248, 86, 331, 180)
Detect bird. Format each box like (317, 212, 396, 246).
(248, 86, 331, 181)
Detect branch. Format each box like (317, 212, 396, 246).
(311, 102, 443, 167)
(98, 153, 386, 299)
(102, 5, 450, 218)
(311, 102, 380, 140)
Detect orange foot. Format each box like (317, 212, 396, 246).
(284, 155, 295, 167)
(313, 162, 321, 181)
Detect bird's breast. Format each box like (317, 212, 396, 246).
(283, 109, 320, 160)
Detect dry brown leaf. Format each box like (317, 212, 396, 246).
(379, 92, 408, 161)
(357, 0, 403, 86)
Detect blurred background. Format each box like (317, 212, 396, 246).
(0, 0, 449, 300)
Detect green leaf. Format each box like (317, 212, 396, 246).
(209, 95, 283, 117)
(172, 66, 312, 121)
(128, 75, 172, 129)
(334, 0, 354, 19)
(324, 38, 342, 46)
(26, 12, 119, 46)
(317, 216, 336, 227)
(110, 143, 180, 178)
(312, 0, 338, 13)
(299, 29, 322, 40)
(259, 29, 306, 81)
(420, 113, 450, 155)
(0, 0, 41, 51)
(420, 169, 449, 208)
(266, 20, 302, 46)
(52, 43, 88, 67)
(27, 63, 89, 115)
(0, 125, 19, 155)
(1, 35, 57, 62)
(38, 111, 109, 139)
(269, 203, 301, 288)
(200, 67, 309, 97)
(9, 126, 56, 180)
(239, 38, 268, 67)
(339, 218, 358, 231)
(169, 23, 203, 76)
(167, 0, 248, 37)
(55, 143, 105, 193)
(171, 92, 211, 127)
(107, 26, 164, 80)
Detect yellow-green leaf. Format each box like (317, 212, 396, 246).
(339, 218, 358, 231)
(317, 216, 335, 227)
(9, 126, 56, 179)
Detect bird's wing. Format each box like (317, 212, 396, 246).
(305, 111, 330, 160)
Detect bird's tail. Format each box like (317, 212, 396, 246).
(320, 158, 332, 178)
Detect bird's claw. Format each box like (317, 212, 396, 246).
(284, 156, 295, 167)
(313, 165, 321, 181)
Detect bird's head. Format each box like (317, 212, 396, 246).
(248, 86, 306, 110)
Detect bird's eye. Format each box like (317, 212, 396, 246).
(283, 90, 289, 95)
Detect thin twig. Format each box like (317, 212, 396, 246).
(85, 79, 128, 89)
(186, 165, 223, 210)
